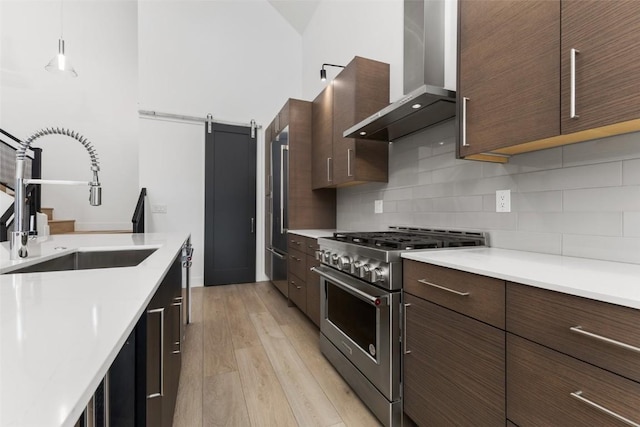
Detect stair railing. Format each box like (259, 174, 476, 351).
(132, 187, 147, 233)
(1, 129, 42, 242)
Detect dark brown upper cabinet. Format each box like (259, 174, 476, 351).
(458, 0, 640, 163)
(312, 56, 390, 187)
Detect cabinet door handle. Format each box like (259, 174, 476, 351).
(403, 303, 411, 355)
(461, 96, 470, 147)
(570, 48, 580, 119)
(327, 157, 332, 182)
(291, 280, 301, 290)
(417, 279, 470, 296)
(570, 391, 640, 427)
(146, 307, 165, 399)
(347, 148, 353, 177)
(104, 372, 110, 427)
(290, 255, 301, 262)
(280, 144, 289, 234)
(172, 299, 183, 354)
(569, 326, 640, 354)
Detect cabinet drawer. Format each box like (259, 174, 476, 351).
(508, 333, 640, 427)
(404, 293, 505, 426)
(507, 283, 640, 382)
(288, 248, 307, 280)
(404, 260, 505, 328)
(288, 235, 306, 252)
(288, 274, 307, 312)
(306, 256, 321, 327)
(305, 237, 319, 256)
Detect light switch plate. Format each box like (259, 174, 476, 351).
(151, 204, 167, 214)
(496, 190, 511, 212)
(374, 200, 383, 214)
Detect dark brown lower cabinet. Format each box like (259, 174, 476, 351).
(507, 333, 640, 426)
(287, 234, 321, 328)
(288, 273, 307, 312)
(403, 293, 505, 426)
(139, 254, 183, 427)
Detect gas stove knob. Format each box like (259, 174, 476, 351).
(322, 251, 332, 263)
(353, 260, 363, 271)
(359, 264, 371, 280)
(331, 253, 340, 266)
(371, 267, 386, 283)
(315, 250, 323, 261)
(338, 256, 352, 271)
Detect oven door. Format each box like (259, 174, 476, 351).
(313, 265, 400, 401)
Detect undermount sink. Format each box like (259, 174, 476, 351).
(5, 248, 157, 274)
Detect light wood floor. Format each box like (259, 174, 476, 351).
(172, 281, 381, 427)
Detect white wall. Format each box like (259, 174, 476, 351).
(301, 0, 404, 102)
(138, 0, 303, 285)
(0, 0, 139, 231)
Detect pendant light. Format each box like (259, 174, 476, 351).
(45, 0, 77, 77)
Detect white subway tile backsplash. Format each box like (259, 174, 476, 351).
(518, 212, 622, 236)
(412, 182, 456, 199)
(418, 145, 432, 159)
(513, 191, 563, 212)
(336, 127, 640, 265)
(432, 162, 483, 184)
(563, 186, 640, 212)
(482, 147, 563, 178)
(489, 230, 563, 255)
(412, 198, 434, 212)
(623, 212, 640, 237)
(453, 212, 518, 230)
(516, 161, 621, 193)
(418, 171, 433, 185)
(383, 188, 413, 201)
(396, 200, 413, 213)
(454, 175, 518, 196)
(432, 196, 483, 212)
(563, 234, 640, 264)
(431, 137, 456, 156)
(563, 132, 640, 167)
(412, 212, 457, 229)
(622, 158, 640, 185)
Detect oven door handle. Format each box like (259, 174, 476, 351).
(311, 267, 388, 307)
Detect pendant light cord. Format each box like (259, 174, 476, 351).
(60, 0, 64, 38)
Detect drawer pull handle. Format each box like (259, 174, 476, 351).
(570, 391, 640, 427)
(290, 256, 301, 262)
(417, 279, 470, 296)
(570, 326, 640, 354)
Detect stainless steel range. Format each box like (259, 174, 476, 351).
(312, 227, 487, 426)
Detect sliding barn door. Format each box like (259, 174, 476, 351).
(204, 123, 256, 285)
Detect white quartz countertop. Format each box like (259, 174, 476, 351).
(402, 248, 640, 309)
(288, 229, 337, 239)
(0, 232, 190, 427)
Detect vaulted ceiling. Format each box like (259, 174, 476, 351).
(268, 0, 321, 35)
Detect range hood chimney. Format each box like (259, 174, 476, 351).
(344, 0, 456, 142)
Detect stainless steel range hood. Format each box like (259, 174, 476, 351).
(344, 0, 456, 142)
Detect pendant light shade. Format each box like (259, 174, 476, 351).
(45, 38, 77, 77)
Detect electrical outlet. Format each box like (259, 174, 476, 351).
(496, 190, 511, 213)
(151, 204, 167, 214)
(374, 200, 383, 214)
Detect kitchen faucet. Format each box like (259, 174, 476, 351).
(9, 127, 101, 260)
